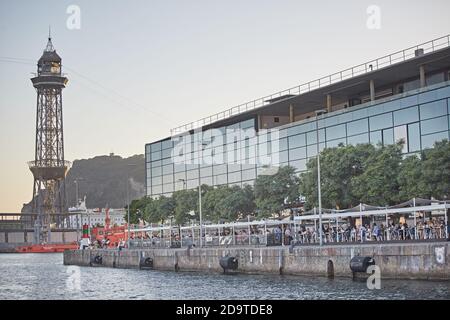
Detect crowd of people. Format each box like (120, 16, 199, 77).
(127, 216, 449, 249)
(293, 218, 448, 244)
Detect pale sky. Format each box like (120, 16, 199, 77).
(1, 0, 450, 212)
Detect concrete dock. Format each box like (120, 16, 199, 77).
(63, 241, 450, 280)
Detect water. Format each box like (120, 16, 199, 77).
(0, 253, 449, 300)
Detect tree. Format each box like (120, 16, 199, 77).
(420, 140, 450, 200)
(143, 197, 158, 223)
(398, 154, 424, 201)
(172, 189, 199, 225)
(216, 185, 256, 221)
(236, 184, 256, 217)
(254, 166, 299, 218)
(299, 144, 375, 210)
(125, 197, 148, 223)
(351, 143, 403, 206)
(202, 185, 231, 222)
(154, 195, 175, 224)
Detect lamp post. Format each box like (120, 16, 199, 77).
(126, 164, 138, 249)
(315, 109, 327, 245)
(178, 178, 203, 247)
(74, 178, 85, 238)
(197, 142, 207, 247)
(136, 208, 142, 247)
(74, 179, 79, 208)
(168, 214, 174, 247)
(74, 179, 80, 238)
(198, 184, 203, 248)
(178, 178, 187, 190)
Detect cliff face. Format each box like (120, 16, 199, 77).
(22, 154, 145, 212)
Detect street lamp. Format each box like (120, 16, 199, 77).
(197, 142, 208, 248)
(74, 178, 85, 238)
(74, 179, 79, 208)
(178, 178, 203, 247)
(74, 179, 80, 239)
(126, 164, 138, 248)
(178, 178, 187, 190)
(198, 183, 203, 248)
(315, 109, 327, 246)
(168, 214, 174, 247)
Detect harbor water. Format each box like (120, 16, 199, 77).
(0, 253, 449, 300)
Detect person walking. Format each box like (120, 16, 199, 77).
(284, 227, 292, 245)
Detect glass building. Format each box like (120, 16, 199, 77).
(145, 36, 450, 198)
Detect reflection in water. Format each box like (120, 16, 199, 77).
(0, 253, 449, 300)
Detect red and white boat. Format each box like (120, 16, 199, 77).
(15, 243, 78, 253)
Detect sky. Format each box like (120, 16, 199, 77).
(0, 0, 450, 212)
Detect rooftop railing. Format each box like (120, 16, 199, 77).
(170, 34, 450, 136)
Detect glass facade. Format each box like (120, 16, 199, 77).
(146, 83, 450, 198)
(146, 118, 259, 197)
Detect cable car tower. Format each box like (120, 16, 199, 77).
(28, 32, 70, 244)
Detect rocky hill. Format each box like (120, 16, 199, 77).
(22, 154, 145, 212)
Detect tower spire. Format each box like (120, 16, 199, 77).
(45, 26, 54, 52)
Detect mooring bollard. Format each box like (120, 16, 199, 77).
(219, 256, 238, 274)
(350, 256, 375, 279)
(139, 256, 154, 270)
(90, 254, 103, 266)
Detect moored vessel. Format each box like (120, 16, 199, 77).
(15, 243, 78, 253)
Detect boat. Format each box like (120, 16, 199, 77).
(91, 209, 128, 248)
(15, 243, 78, 253)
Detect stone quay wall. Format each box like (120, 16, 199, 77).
(63, 241, 450, 280)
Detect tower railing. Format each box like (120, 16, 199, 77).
(28, 160, 71, 168)
(170, 34, 450, 136)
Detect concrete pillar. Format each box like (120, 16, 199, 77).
(370, 80, 375, 102)
(289, 105, 294, 123)
(257, 115, 262, 130)
(420, 65, 426, 88)
(326, 94, 332, 112)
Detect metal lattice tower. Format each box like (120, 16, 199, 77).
(28, 34, 70, 244)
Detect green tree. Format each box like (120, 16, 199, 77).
(202, 185, 230, 222)
(398, 154, 424, 201)
(216, 185, 256, 221)
(142, 197, 158, 223)
(172, 188, 199, 225)
(299, 144, 375, 210)
(125, 197, 148, 223)
(254, 166, 299, 218)
(154, 195, 176, 224)
(420, 140, 450, 200)
(351, 143, 403, 206)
